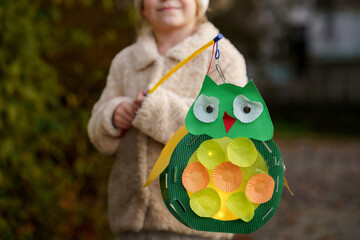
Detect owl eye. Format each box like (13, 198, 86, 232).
(193, 94, 219, 123)
(233, 95, 263, 123)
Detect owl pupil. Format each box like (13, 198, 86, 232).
(243, 106, 251, 113)
(206, 106, 213, 113)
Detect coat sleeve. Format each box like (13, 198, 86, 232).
(132, 88, 194, 145)
(88, 55, 133, 157)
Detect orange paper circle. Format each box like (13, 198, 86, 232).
(212, 162, 242, 192)
(182, 162, 210, 193)
(245, 173, 275, 204)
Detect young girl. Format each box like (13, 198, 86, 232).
(88, 0, 248, 239)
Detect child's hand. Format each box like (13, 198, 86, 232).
(112, 102, 138, 129)
(134, 91, 146, 108)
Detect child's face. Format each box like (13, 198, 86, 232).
(142, 0, 198, 32)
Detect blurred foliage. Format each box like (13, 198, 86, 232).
(0, 0, 136, 239)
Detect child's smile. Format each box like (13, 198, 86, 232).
(143, 0, 197, 32)
(156, 2, 182, 12)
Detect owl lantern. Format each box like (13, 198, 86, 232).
(144, 35, 287, 234)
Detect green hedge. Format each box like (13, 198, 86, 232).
(0, 0, 136, 239)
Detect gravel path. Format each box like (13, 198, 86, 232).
(235, 137, 360, 240)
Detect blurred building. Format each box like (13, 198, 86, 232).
(259, 0, 360, 105)
(210, 0, 360, 133)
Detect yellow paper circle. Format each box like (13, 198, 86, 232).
(182, 162, 210, 193)
(212, 162, 242, 192)
(197, 140, 225, 170)
(245, 173, 275, 204)
(190, 188, 221, 217)
(227, 137, 257, 167)
(226, 192, 254, 222)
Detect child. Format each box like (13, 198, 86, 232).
(88, 0, 248, 239)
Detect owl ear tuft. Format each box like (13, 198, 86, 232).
(243, 79, 260, 94)
(244, 79, 256, 89)
(202, 75, 218, 90)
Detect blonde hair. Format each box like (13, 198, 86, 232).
(135, 0, 208, 36)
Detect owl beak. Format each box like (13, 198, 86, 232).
(223, 111, 236, 133)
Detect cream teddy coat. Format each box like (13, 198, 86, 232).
(88, 22, 248, 238)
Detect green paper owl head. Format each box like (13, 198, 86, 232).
(185, 75, 274, 141)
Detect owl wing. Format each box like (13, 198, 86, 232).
(143, 125, 189, 188)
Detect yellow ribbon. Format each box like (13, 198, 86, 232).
(148, 34, 223, 94)
(284, 177, 294, 196)
(143, 125, 189, 188)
